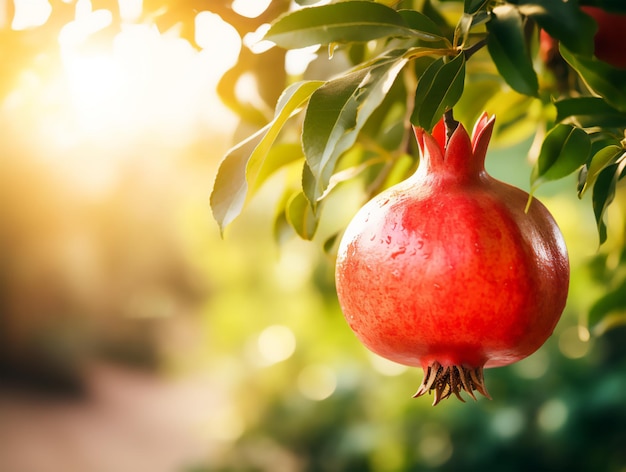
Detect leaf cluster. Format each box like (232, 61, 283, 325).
(211, 0, 626, 253)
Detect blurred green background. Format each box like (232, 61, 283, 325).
(1, 1, 626, 471)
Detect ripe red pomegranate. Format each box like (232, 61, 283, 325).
(335, 113, 570, 405)
(582, 6, 626, 69)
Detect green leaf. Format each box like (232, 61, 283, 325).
(397, 9, 447, 41)
(316, 154, 386, 201)
(516, 0, 595, 56)
(592, 159, 626, 245)
(486, 4, 538, 97)
(465, 0, 490, 14)
(555, 97, 626, 128)
(286, 191, 319, 240)
(560, 45, 626, 112)
(579, 145, 624, 197)
(251, 143, 304, 194)
(531, 124, 591, 186)
(588, 278, 626, 335)
(411, 53, 466, 130)
(264, 1, 437, 49)
(210, 80, 324, 233)
(302, 51, 409, 206)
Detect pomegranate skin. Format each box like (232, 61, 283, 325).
(335, 113, 570, 403)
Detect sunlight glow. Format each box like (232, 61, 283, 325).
(3, 1, 242, 199)
(491, 407, 525, 439)
(558, 326, 590, 359)
(232, 0, 271, 18)
(285, 46, 319, 76)
(368, 352, 408, 376)
(537, 399, 568, 433)
(243, 23, 273, 54)
(418, 425, 453, 467)
(11, 0, 52, 30)
(118, 0, 142, 21)
(195, 11, 241, 67)
(257, 325, 297, 365)
(58, 0, 112, 44)
(297, 365, 337, 401)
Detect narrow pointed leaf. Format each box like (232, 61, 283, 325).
(411, 53, 466, 130)
(531, 124, 591, 186)
(517, 0, 595, 56)
(210, 80, 323, 233)
(560, 45, 626, 112)
(486, 4, 538, 97)
(302, 51, 408, 205)
(555, 97, 626, 128)
(265, 1, 436, 49)
(465, 0, 490, 14)
(397, 9, 447, 41)
(592, 159, 626, 245)
(286, 191, 319, 240)
(579, 145, 624, 197)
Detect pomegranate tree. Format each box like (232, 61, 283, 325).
(335, 113, 570, 405)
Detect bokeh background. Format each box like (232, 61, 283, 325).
(1, 1, 626, 471)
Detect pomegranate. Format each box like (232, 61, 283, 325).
(335, 113, 570, 405)
(582, 6, 626, 69)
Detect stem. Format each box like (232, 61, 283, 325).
(443, 109, 459, 143)
(463, 37, 488, 60)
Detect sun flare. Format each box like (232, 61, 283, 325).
(7, 0, 242, 149)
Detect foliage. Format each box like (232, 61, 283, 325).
(4, 0, 626, 337)
(2, 2, 626, 471)
(206, 0, 626, 335)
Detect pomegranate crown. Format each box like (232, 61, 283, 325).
(412, 112, 496, 178)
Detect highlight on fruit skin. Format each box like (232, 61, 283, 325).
(335, 112, 570, 406)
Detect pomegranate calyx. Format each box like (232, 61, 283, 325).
(412, 112, 495, 181)
(413, 361, 491, 406)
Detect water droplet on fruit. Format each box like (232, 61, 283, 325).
(369, 234, 376, 241)
(385, 235, 392, 244)
(433, 283, 441, 289)
(417, 240, 424, 249)
(392, 269, 400, 278)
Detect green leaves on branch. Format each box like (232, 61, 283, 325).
(516, 0, 595, 56)
(411, 54, 466, 131)
(555, 97, 626, 129)
(212, 0, 458, 237)
(211, 81, 323, 233)
(531, 124, 591, 187)
(486, 4, 538, 97)
(303, 51, 409, 209)
(592, 159, 626, 246)
(264, 1, 445, 49)
(560, 45, 626, 112)
(212, 0, 626, 250)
